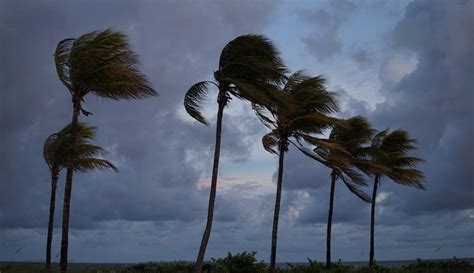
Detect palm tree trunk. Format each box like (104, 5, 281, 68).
(326, 170, 337, 269)
(60, 97, 81, 273)
(194, 96, 226, 273)
(369, 175, 379, 267)
(269, 140, 286, 273)
(46, 172, 59, 270)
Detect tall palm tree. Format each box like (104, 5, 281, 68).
(303, 116, 374, 268)
(368, 129, 425, 267)
(54, 28, 156, 272)
(43, 123, 117, 270)
(257, 71, 339, 272)
(184, 34, 286, 273)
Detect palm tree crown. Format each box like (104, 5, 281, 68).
(43, 122, 118, 175)
(370, 129, 425, 188)
(310, 116, 376, 201)
(259, 71, 340, 154)
(184, 34, 287, 125)
(55, 28, 156, 101)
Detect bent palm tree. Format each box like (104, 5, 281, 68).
(304, 116, 374, 268)
(54, 28, 156, 272)
(184, 34, 286, 273)
(368, 129, 425, 267)
(43, 123, 117, 270)
(256, 71, 339, 272)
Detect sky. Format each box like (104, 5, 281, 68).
(0, 0, 473, 264)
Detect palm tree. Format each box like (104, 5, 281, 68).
(257, 71, 339, 272)
(54, 28, 156, 272)
(43, 123, 117, 270)
(184, 34, 286, 273)
(368, 129, 425, 267)
(303, 116, 374, 268)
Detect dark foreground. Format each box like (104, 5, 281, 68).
(2, 252, 473, 273)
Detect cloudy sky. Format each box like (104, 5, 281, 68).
(1, 0, 473, 264)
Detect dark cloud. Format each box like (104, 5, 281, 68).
(300, 0, 356, 61)
(351, 48, 375, 69)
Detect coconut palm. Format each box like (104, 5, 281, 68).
(184, 34, 286, 273)
(303, 116, 375, 268)
(368, 129, 425, 267)
(54, 28, 156, 272)
(256, 71, 339, 272)
(43, 123, 117, 270)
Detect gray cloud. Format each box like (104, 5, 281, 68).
(301, 0, 356, 61)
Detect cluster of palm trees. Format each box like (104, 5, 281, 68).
(43, 29, 424, 273)
(184, 35, 425, 273)
(44, 29, 157, 273)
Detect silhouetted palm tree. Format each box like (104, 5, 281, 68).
(43, 123, 117, 270)
(368, 129, 425, 267)
(184, 34, 286, 273)
(54, 28, 156, 272)
(256, 71, 339, 272)
(304, 116, 374, 268)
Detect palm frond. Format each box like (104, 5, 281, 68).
(184, 81, 216, 125)
(74, 158, 118, 173)
(262, 132, 279, 154)
(54, 38, 75, 93)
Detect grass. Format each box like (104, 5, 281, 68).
(1, 253, 473, 273)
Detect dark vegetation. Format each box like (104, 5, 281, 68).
(2, 253, 472, 273)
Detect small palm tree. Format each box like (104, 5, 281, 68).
(43, 123, 117, 270)
(304, 116, 374, 268)
(184, 34, 286, 273)
(256, 71, 339, 272)
(368, 129, 425, 267)
(54, 28, 156, 272)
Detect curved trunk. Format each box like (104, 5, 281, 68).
(60, 98, 80, 273)
(326, 170, 337, 269)
(46, 172, 59, 270)
(369, 175, 379, 267)
(194, 96, 226, 273)
(269, 140, 286, 273)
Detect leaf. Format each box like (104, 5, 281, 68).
(262, 132, 279, 154)
(184, 81, 216, 125)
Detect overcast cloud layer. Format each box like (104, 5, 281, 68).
(0, 0, 473, 263)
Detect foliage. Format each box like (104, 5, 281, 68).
(184, 34, 287, 125)
(2, 256, 473, 273)
(43, 122, 118, 174)
(211, 252, 266, 273)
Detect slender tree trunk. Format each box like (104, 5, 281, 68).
(194, 95, 226, 273)
(369, 175, 379, 267)
(269, 140, 286, 273)
(326, 170, 337, 269)
(60, 98, 81, 273)
(46, 172, 59, 270)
